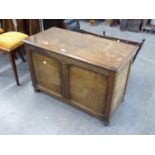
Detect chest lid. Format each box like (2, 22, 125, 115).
(23, 27, 138, 71)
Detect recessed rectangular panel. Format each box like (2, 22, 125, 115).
(32, 52, 61, 96)
(69, 66, 108, 114)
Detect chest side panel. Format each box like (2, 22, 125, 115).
(110, 62, 130, 115)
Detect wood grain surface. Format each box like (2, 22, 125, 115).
(23, 27, 138, 71)
(24, 28, 137, 125)
(110, 62, 130, 115)
(32, 52, 62, 96)
(69, 66, 108, 114)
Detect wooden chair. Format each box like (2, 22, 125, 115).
(0, 31, 28, 86)
(0, 28, 4, 34)
(0, 19, 28, 60)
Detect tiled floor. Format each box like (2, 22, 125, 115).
(0, 20, 155, 134)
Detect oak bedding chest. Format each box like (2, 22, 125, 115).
(24, 27, 141, 125)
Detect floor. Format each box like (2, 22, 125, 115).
(0, 20, 155, 134)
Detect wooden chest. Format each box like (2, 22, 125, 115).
(24, 27, 139, 125)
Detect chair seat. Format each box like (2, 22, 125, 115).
(0, 31, 28, 52)
(0, 28, 4, 34)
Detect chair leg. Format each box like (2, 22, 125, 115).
(8, 53, 20, 86)
(19, 51, 26, 62)
(14, 54, 17, 60)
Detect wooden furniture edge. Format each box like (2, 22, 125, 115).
(103, 71, 117, 125)
(80, 29, 145, 70)
(36, 84, 105, 120)
(24, 44, 111, 76)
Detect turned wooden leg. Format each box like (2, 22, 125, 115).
(8, 53, 20, 86)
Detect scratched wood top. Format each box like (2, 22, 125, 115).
(23, 27, 138, 71)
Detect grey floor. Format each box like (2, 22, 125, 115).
(0, 20, 155, 134)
